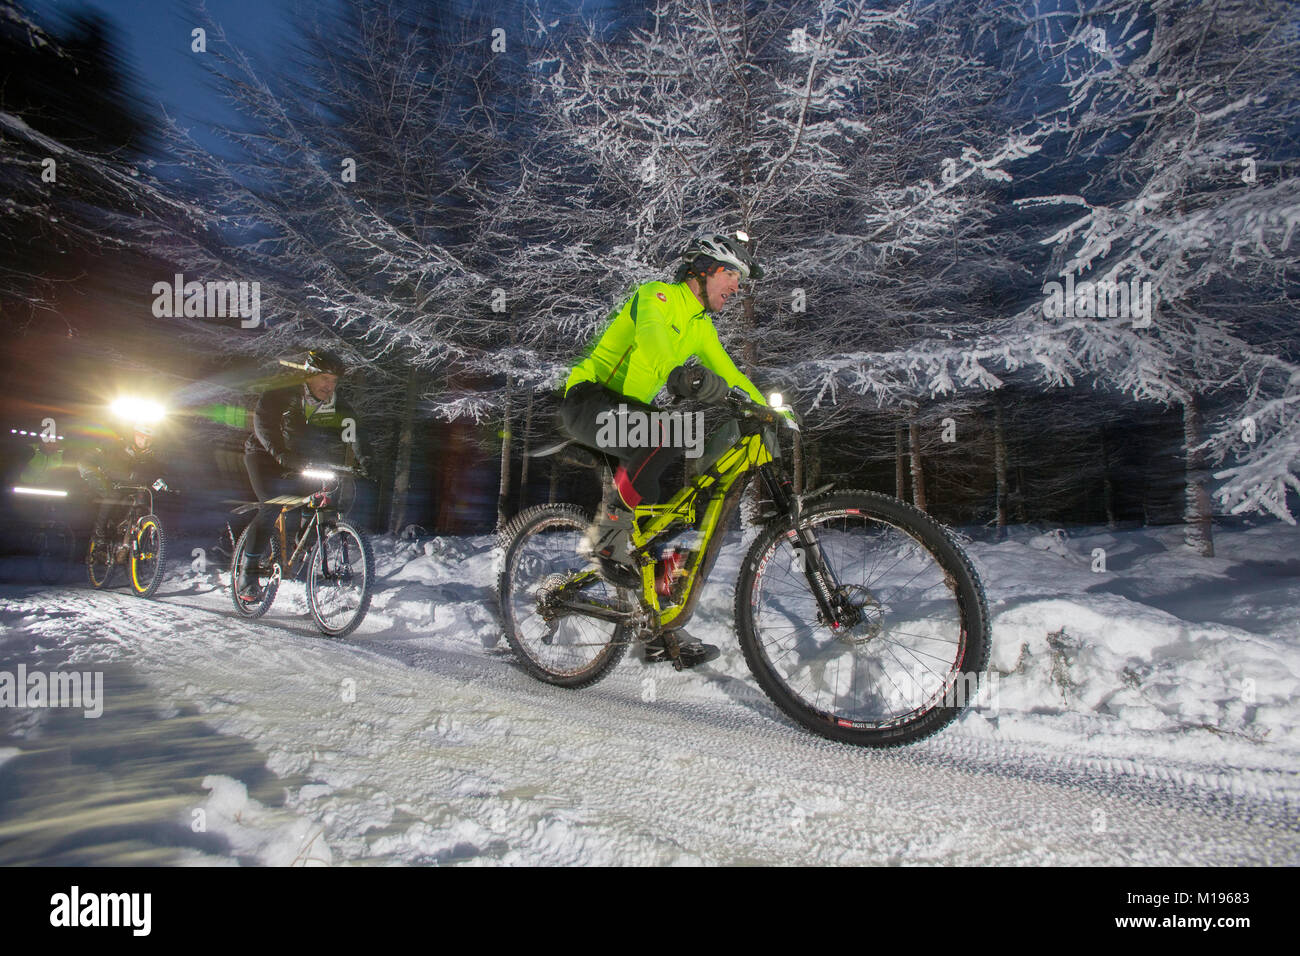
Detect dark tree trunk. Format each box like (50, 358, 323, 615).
(895, 424, 906, 500)
(497, 378, 513, 531)
(909, 419, 927, 513)
(387, 368, 420, 534)
(517, 388, 534, 510)
(805, 438, 821, 490)
(993, 399, 1008, 541)
(1100, 427, 1117, 530)
(1015, 464, 1028, 523)
(1182, 396, 1214, 556)
(792, 428, 803, 494)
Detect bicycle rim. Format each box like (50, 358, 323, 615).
(86, 538, 115, 588)
(130, 517, 165, 596)
(230, 525, 279, 618)
(307, 522, 372, 637)
(501, 507, 630, 683)
(745, 506, 977, 733)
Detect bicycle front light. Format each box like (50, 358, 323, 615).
(109, 396, 166, 424)
(13, 486, 67, 497)
(302, 469, 336, 482)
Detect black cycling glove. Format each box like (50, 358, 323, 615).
(667, 365, 729, 404)
(274, 450, 304, 473)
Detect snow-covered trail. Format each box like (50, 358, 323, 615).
(2, 579, 1296, 866)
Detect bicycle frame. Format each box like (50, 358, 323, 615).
(557, 397, 851, 635)
(626, 429, 772, 628)
(108, 485, 155, 531)
(553, 414, 779, 631)
(262, 487, 338, 580)
(93, 485, 156, 557)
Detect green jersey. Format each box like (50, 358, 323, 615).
(18, 445, 70, 488)
(565, 280, 765, 405)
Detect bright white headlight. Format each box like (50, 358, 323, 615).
(109, 396, 165, 424)
(13, 486, 67, 497)
(302, 469, 336, 481)
(768, 392, 784, 409)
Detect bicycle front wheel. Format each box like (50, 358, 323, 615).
(735, 490, 990, 747)
(306, 519, 374, 637)
(129, 514, 167, 598)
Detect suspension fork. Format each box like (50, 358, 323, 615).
(756, 465, 847, 627)
(314, 516, 329, 577)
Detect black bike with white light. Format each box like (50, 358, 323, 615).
(229, 464, 374, 637)
(86, 479, 170, 598)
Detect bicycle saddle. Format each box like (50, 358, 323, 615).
(526, 439, 618, 471)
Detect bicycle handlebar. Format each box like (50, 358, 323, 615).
(666, 387, 800, 430)
(111, 482, 177, 494)
(299, 464, 356, 479)
(723, 388, 801, 432)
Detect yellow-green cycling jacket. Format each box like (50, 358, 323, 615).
(564, 280, 766, 406)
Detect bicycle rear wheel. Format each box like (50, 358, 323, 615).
(230, 522, 280, 618)
(735, 490, 990, 747)
(498, 504, 631, 688)
(86, 536, 116, 589)
(306, 519, 374, 637)
(129, 514, 167, 598)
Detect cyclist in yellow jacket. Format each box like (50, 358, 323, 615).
(559, 232, 772, 666)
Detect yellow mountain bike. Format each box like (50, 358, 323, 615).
(86, 481, 169, 598)
(498, 390, 991, 747)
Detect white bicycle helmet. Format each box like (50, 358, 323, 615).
(680, 231, 763, 280)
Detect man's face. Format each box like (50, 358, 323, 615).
(704, 267, 741, 312)
(306, 373, 339, 402)
(133, 431, 152, 451)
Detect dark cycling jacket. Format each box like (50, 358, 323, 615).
(78, 441, 167, 494)
(244, 385, 364, 467)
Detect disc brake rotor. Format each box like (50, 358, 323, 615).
(820, 584, 887, 645)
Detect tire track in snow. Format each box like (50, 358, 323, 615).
(2, 586, 1297, 865)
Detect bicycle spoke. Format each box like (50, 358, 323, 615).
(308, 523, 371, 635)
(749, 509, 969, 727)
(503, 510, 627, 682)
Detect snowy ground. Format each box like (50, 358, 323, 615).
(0, 520, 1297, 865)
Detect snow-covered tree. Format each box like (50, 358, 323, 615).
(0, 2, 200, 331)
(1006, 0, 1300, 542)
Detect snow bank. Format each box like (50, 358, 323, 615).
(355, 521, 1300, 768)
(962, 525, 1300, 766)
(191, 775, 332, 866)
